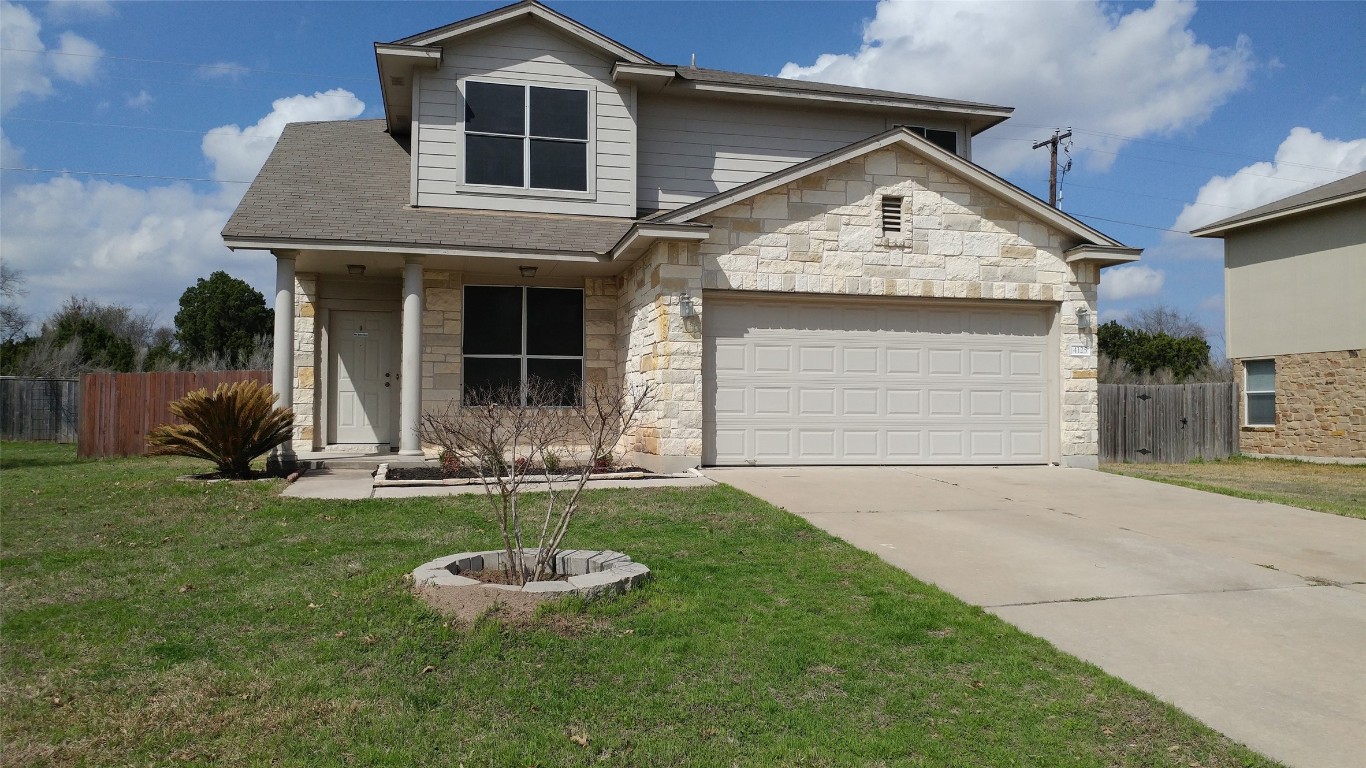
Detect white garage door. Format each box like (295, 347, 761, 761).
(703, 296, 1054, 465)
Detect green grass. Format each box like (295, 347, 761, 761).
(1104, 455, 1366, 520)
(1, 442, 1278, 767)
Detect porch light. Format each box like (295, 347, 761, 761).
(346, 264, 366, 276)
(519, 265, 538, 278)
(679, 290, 697, 318)
(1076, 306, 1091, 330)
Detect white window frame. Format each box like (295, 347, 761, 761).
(1243, 358, 1276, 427)
(461, 285, 586, 406)
(458, 78, 596, 200)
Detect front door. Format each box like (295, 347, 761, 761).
(330, 311, 396, 445)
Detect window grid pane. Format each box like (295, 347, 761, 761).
(1246, 392, 1275, 426)
(463, 81, 589, 191)
(1245, 359, 1275, 392)
(463, 287, 585, 406)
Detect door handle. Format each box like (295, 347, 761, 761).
(385, 382, 390, 387)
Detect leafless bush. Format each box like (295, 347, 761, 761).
(420, 379, 654, 585)
(1100, 354, 1233, 384)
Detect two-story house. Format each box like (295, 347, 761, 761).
(223, 0, 1140, 471)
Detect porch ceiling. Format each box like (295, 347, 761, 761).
(291, 248, 622, 278)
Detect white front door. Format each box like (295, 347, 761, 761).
(331, 311, 396, 445)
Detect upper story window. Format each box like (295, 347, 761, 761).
(907, 126, 958, 154)
(464, 81, 589, 192)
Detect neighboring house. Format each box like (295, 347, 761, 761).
(223, 0, 1140, 471)
(1192, 170, 1365, 461)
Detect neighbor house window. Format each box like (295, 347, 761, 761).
(1244, 359, 1276, 426)
(464, 81, 589, 191)
(462, 286, 584, 406)
(908, 126, 958, 154)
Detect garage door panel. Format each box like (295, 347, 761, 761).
(705, 297, 1053, 465)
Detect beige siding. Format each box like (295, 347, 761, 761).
(1224, 201, 1366, 359)
(637, 94, 968, 211)
(414, 21, 636, 217)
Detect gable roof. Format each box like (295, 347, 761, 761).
(650, 126, 1132, 253)
(1190, 170, 1366, 237)
(391, 0, 654, 64)
(221, 120, 636, 257)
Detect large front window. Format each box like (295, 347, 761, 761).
(462, 286, 584, 405)
(464, 81, 589, 191)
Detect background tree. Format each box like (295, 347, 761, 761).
(4, 297, 171, 376)
(1, 262, 30, 343)
(1098, 304, 1217, 383)
(174, 271, 272, 368)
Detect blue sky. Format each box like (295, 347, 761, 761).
(3, 0, 1364, 358)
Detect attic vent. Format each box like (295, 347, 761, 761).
(390, 75, 406, 86)
(881, 196, 904, 234)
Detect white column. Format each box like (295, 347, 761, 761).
(272, 253, 296, 459)
(399, 256, 424, 455)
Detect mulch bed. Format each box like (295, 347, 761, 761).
(386, 466, 650, 481)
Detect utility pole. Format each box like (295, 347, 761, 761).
(1033, 128, 1073, 207)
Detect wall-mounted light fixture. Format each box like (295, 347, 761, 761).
(1076, 306, 1092, 330)
(519, 265, 538, 278)
(346, 264, 366, 277)
(678, 290, 697, 318)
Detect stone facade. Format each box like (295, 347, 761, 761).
(694, 145, 1101, 465)
(1234, 350, 1366, 459)
(292, 273, 320, 452)
(617, 241, 704, 466)
(422, 269, 462, 412)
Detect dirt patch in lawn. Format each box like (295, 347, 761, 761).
(1103, 456, 1366, 519)
(415, 584, 554, 625)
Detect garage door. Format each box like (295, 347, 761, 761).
(703, 296, 1054, 465)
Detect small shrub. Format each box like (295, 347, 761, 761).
(542, 451, 562, 474)
(439, 449, 460, 475)
(147, 380, 293, 479)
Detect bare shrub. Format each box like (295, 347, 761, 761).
(421, 379, 654, 585)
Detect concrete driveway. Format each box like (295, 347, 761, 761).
(706, 466, 1366, 768)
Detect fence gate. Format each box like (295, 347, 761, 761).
(1099, 382, 1238, 463)
(0, 377, 80, 443)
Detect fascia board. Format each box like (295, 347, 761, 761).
(1190, 190, 1366, 238)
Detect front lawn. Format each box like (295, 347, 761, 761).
(2, 442, 1277, 766)
(1103, 455, 1366, 520)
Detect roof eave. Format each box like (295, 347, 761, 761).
(609, 222, 713, 262)
(374, 43, 442, 135)
(1190, 189, 1366, 238)
(1064, 245, 1143, 268)
(223, 235, 613, 263)
(669, 79, 1014, 123)
(393, 0, 654, 65)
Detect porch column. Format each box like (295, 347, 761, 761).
(271, 253, 296, 460)
(399, 256, 424, 455)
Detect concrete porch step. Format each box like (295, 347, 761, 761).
(291, 452, 432, 472)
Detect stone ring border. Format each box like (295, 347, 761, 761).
(412, 548, 652, 600)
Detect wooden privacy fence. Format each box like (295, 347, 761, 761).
(78, 370, 270, 458)
(1099, 382, 1238, 464)
(0, 377, 80, 443)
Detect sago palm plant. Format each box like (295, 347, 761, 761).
(148, 380, 294, 479)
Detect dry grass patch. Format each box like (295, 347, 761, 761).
(1104, 455, 1366, 519)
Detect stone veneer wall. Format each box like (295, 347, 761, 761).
(583, 278, 618, 388)
(695, 145, 1101, 465)
(617, 241, 704, 465)
(422, 269, 462, 412)
(1234, 350, 1366, 459)
(292, 273, 320, 452)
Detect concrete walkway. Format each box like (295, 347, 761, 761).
(281, 468, 713, 500)
(706, 466, 1366, 768)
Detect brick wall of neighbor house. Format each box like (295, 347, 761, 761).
(1234, 350, 1366, 459)
(422, 269, 462, 413)
(618, 241, 705, 465)
(695, 145, 1101, 464)
(293, 273, 320, 452)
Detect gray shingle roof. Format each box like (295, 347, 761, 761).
(674, 67, 1011, 114)
(1192, 170, 1366, 235)
(221, 119, 635, 254)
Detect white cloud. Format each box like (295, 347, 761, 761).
(44, 0, 116, 23)
(196, 61, 249, 82)
(0, 128, 23, 167)
(0, 0, 102, 114)
(779, 0, 1253, 174)
(202, 88, 364, 182)
(125, 88, 153, 110)
(2, 89, 366, 325)
(1099, 265, 1165, 301)
(1174, 127, 1366, 232)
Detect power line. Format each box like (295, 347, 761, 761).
(94, 72, 369, 102)
(1070, 212, 1190, 235)
(2, 116, 207, 135)
(1, 167, 250, 184)
(0, 46, 372, 81)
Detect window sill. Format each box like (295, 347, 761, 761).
(454, 184, 595, 202)
(1241, 425, 1277, 432)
